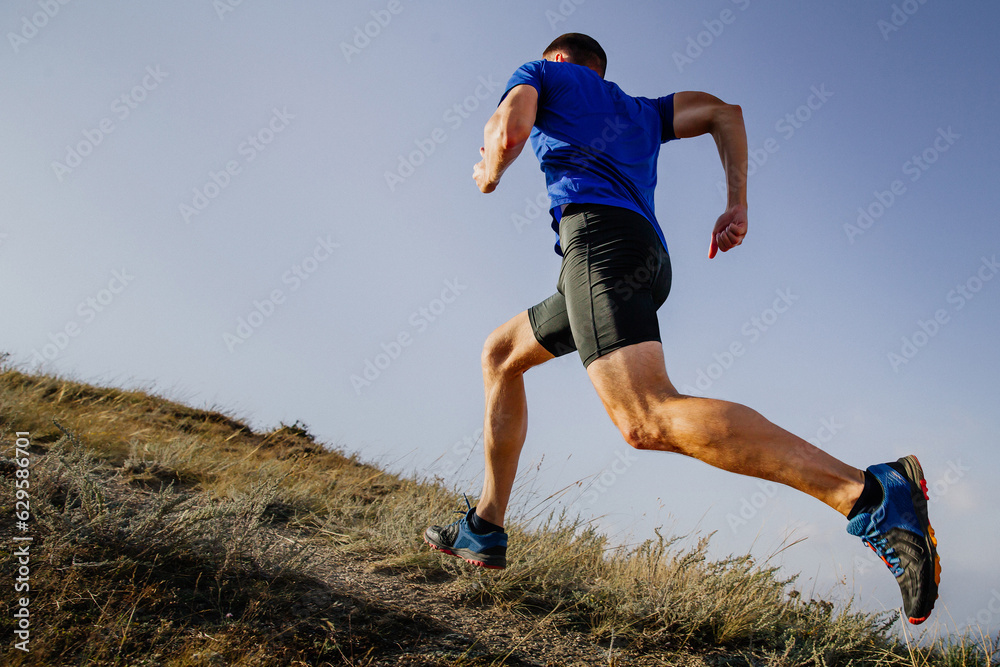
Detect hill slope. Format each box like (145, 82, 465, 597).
(0, 362, 994, 666)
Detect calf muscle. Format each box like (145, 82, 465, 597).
(588, 342, 864, 515)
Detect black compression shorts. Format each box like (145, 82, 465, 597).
(528, 203, 672, 367)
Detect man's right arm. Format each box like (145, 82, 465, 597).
(473, 84, 538, 193)
(671, 91, 748, 259)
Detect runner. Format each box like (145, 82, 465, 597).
(424, 33, 940, 624)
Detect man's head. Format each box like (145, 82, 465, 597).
(542, 33, 607, 78)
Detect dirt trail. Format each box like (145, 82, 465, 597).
(292, 534, 676, 666)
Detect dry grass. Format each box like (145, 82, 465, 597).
(0, 358, 996, 666)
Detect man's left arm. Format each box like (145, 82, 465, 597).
(672, 91, 748, 259)
(473, 84, 538, 193)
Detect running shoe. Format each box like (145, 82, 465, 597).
(424, 499, 507, 569)
(847, 455, 940, 624)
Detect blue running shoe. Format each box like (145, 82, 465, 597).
(847, 455, 940, 624)
(424, 500, 507, 569)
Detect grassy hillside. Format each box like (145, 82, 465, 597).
(0, 359, 995, 666)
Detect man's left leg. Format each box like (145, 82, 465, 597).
(550, 204, 937, 623)
(585, 340, 864, 514)
(585, 340, 940, 623)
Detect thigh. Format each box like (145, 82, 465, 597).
(586, 340, 680, 426)
(488, 310, 558, 373)
(558, 204, 672, 367)
(527, 292, 578, 358)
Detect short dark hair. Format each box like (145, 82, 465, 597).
(543, 33, 607, 77)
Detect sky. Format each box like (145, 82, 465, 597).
(2, 0, 998, 640)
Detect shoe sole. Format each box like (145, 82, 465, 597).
(897, 455, 941, 624)
(423, 536, 506, 570)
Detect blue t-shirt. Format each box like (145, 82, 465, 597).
(501, 60, 676, 255)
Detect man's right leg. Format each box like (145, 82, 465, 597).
(476, 310, 555, 527)
(424, 309, 558, 567)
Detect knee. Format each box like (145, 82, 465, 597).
(481, 329, 517, 380)
(615, 396, 706, 453)
(620, 399, 741, 455)
(618, 417, 679, 453)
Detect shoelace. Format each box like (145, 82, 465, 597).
(862, 534, 903, 576)
(445, 494, 474, 526)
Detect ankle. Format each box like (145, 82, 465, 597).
(847, 470, 883, 519)
(473, 502, 504, 527)
(469, 508, 504, 534)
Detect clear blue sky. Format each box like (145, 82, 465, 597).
(3, 0, 998, 637)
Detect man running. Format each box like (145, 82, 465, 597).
(424, 33, 940, 624)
